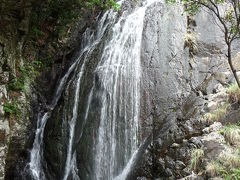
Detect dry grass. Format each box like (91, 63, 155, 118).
(190, 148, 204, 172)
(219, 151, 240, 169)
(206, 150, 240, 178)
(227, 83, 240, 103)
(220, 125, 240, 146)
(205, 126, 240, 179)
(206, 161, 223, 177)
(184, 32, 198, 55)
(204, 104, 230, 123)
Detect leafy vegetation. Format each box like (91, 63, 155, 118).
(8, 62, 40, 92)
(28, 0, 119, 41)
(3, 102, 20, 116)
(1, 0, 119, 74)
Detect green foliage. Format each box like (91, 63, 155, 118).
(225, 168, 240, 180)
(32, 25, 44, 38)
(3, 102, 20, 116)
(8, 76, 25, 92)
(8, 62, 39, 92)
(30, 0, 119, 41)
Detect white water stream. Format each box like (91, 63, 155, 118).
(29, 11, 111, 180)
(94, 0, 160, 179)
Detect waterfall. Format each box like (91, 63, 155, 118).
(94, 0, 160, 179)
(29, 0, 161, 179)
(28, 11, 111, 180)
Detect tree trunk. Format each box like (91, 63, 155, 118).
(227, 43, 240, 88)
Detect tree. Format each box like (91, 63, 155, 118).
(173, 0, 240, 87)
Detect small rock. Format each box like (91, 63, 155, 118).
(165, 168, 173, 176)
(189, 137, 203, 147)
(213, 83, 224, 93)
(0, 72, 9, 84)
(0, 130, 5, 144)
(158, 158, 165, 169)
(137, 177, 147, 180)
(203, 122, 222, 134)
(0, 85, 7, 100)
(176, 160, 186, 170)
(165, 156, 175, 169)
(179, 171, 204, 180)
(207, 101, 218, 111)
(171, 143, 180, 148)
(0, 106, 4, 117)
(182, 139, 188, 145)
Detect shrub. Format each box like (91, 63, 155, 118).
(3, 102, 20, 116)
(8, 78, 25, 92)
(8, 63, 37, 92)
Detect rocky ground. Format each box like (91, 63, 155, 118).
(154, 81, 240, 180)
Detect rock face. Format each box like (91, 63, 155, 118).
(128, 1, 240, 179)
(0, 37, 33, 180)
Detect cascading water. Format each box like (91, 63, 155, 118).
(28, 11, 111, 180)
(94, 6, 144, 180)
(29, 0, 160, 179)
(94, 0, 161, 179)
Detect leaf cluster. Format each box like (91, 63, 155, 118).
(3, 101, 20, 116)
(8, 62, 39, 92)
